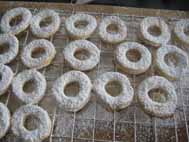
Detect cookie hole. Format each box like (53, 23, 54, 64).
(184, 25, 189, 36)
(24, 114, 40, 131)
(165, 52, 187, 68)
(74, 49, 90, 60)
(31, 47, 46, 58)
(10, 15, 22, 27)
(74, 20, 88, 29)
(148, 88, 168, 103)
(126, 49, 141, 62)
(23, 80, 37, 93)
(64, 82, 80, 97)
(40, 17, 53, 27)
(105, 80, 122, 97)
(0, 43, 9, 54)
(148, 25, 161, 37)
(107, 24, 119, 34)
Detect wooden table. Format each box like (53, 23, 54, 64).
(0, 1, 189, 18)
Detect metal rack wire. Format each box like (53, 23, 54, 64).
(0, 6, 189, 142)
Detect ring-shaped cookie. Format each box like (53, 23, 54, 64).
(0, 64, 14, 95)
(99, 16, 127, 44)
(116, 42, 152, 74)
(65, 13, 97, 39)
(12, 69, 47, 104)
(30, 9, 60, 38)
(174, 19, 189, 46)
(0, 7, 32, 35)
(140, 17, 170, 47)
(63, 40, 100, 71)
(155, 45, 188, 80)
(12, 104, 51, 142)
(0, 103, 10, 138)
(21, 39, 56, 69)
(137, 76, 177, 118)
(93, 72, 134, 110)
(52, 71, 92, 112)
(0, 34, 19, 64)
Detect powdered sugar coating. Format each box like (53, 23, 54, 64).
(52, 71, 92, 112)
(12, 69, 47, 104)
(12, 104, 51, 142)
(0, 103, 10, 138)
(155, 45, 188, 80)
(65, 13, 97, 39)
(174, 19, 189, 46)
(30, 9, 60, 38)
(63, 40, 100, 71)
(0, 34, 19, 64)
(0, 7, 32, 35)
(99, 16, 127, 44)
(116, 42, 152, 74)
(93, 72, 134, 111)
(21, 39, 56, 69)
(137, 76, 177, 118)
(140, 17, 170, 47)
(0, 64, 13, 95)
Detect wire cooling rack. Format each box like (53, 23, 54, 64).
(0, 4, 189, 142)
